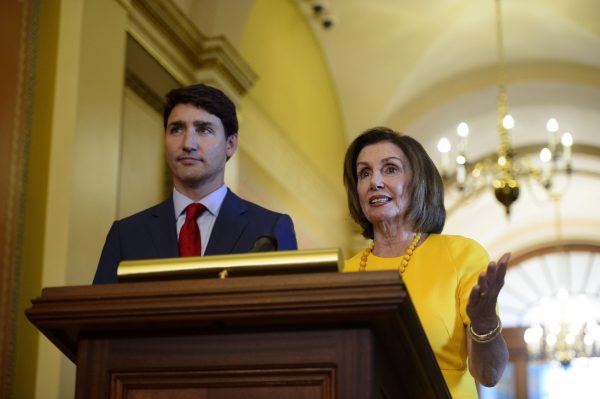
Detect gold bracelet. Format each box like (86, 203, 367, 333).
(469, 318, 502, 343)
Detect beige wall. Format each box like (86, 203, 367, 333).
(15, 1, 353, 398)
(3, 0, 42, 398)
(14, 0, 128, 397)
(118, 88, 166, 218)
(239, 0, 353, 252)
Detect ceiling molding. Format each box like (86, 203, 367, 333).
(126, 0, 256, 94)
(124, 70, 164, 114)
(510, 242, 600, 268)
(199, 36, 257, 96)
(388, 62, 600, 129)
(127, 0, 203, 84)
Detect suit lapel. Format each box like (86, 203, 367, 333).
(205, 189, 248, 255)
(148, 196, 179, 258)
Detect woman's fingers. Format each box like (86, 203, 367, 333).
(468, 255, 508, 308)
(482, 252, 511, 295)
(495, 252, 510, 287)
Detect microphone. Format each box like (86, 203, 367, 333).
(249, 235, 278, 252)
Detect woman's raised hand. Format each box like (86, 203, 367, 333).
(466, 253, 510, 333)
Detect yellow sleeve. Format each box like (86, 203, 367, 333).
(450, 237, 490, 325)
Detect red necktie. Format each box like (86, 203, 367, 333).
(178, 203, 206, 257)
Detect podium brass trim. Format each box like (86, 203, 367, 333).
(118, 248, 342, 281)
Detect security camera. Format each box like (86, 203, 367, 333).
(312, 2, 325, 15)
(322, 17, 335, 29)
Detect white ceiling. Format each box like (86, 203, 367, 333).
(293, 0, 600, 255)
(300, 0, 600, 138)
(173, 1, 600, 148)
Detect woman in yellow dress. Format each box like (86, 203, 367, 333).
(343, 127, 510, 398)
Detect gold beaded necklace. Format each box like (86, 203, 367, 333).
(359, 232, 422, 274)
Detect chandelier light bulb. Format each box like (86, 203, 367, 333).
(502, 114, 515, 130)
(547, 118, 559, 133)
(565, 334, 575, 345)
(437, 137, 451, 153)
(561, 132, 573, 147)
(524, 325, 544, 344)
(546, 334, 557, 346)
(456, 155, 466, 165)
(540, 147, 552, 163)
(457, 122, 469, 137)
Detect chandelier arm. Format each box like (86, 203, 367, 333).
(440, 0, 581, 215)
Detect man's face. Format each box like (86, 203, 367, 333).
(165, 103, 237, 196)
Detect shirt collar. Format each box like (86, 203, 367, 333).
(173, 185, 228, 219)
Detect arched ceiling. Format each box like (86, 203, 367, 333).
(297, 0, 600, 261)
(300, 0, 599, 138)
(500, 246, 600, 328)
(173, 0, 599, 147)
(172, 0, 600, 256)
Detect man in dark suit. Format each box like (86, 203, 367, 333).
(93, 84, 297, 284)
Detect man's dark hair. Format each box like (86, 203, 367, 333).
(163, 83, 238, 138)
(343, 127, 446, 239)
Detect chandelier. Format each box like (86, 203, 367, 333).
(522, 197, 600, 366)
(523, 288, 600, 367)
(436, 0, 574, 215)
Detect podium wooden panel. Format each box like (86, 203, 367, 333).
(27, 271, 451, 399)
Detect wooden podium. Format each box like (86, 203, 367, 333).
(27, 271, 450, 399)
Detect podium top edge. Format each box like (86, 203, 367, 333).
(117, 248, 344, 280)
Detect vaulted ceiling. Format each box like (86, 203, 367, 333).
(301, 0, 599, 137)
(172, 1, 600, 312)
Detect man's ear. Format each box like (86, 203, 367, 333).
(225, 134, 238, 159)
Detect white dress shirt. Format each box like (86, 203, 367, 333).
(173, 185, 228, 255)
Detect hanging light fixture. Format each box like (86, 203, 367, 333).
(524, 289, 600, 367)
(437, 0, 574, 215)
(522, 197, 600, 366)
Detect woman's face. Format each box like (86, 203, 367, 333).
(356, 141, 413, 227)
